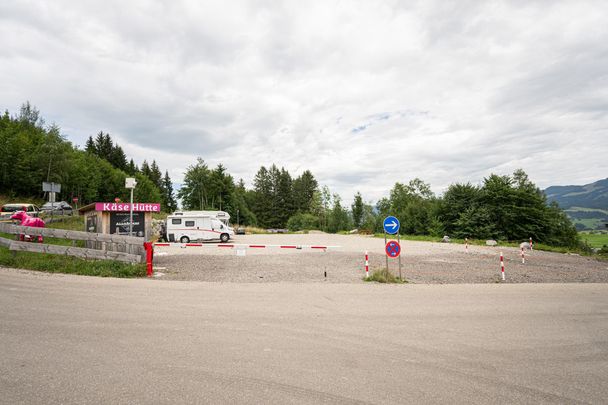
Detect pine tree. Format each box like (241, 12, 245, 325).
(276, 167, 294, 227)
(292, 170, 318, 213)
(109, 145, 128, 171)
(162, 170, 178, 212)
(127, 159, 137, 175)
(85, 136, 96, 154)
(140, 160, 151, 180)
(150, 160, 162, 188)
(252, 166, 272, 227)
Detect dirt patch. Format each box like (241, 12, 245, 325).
(152, 234, 608, 283)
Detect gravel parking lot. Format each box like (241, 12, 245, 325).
(153, 234, 608, 283)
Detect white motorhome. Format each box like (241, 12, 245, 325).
(166, 213, 234, 243)
(171, 210, 230, 225)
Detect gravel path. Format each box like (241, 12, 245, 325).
(152, 234, 608, 283)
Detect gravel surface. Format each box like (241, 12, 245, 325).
(152, 234, 608, 283)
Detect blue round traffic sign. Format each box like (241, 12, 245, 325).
(385, 240, 401, 258)
(383, 216, 400, 235)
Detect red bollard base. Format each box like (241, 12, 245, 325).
(144, 242, 153, 277)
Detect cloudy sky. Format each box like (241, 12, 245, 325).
(1, 1, 606, 203)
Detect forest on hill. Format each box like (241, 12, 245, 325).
(544, 178, 608, 230)
(0, 103, 580, 248)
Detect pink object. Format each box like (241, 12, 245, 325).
(500, 252, 505, 281)
(365, 251, 369, 278)
(10, 211, 45, 243)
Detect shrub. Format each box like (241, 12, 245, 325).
(287, 212, 319, 232)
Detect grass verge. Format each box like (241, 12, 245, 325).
(364, 268, 408, 284)
(0, 246, 146, 277)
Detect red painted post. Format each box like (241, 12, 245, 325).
(529, 237, 533, 251)
(144, 242, 153, 277)
(365, 251, 369, 278)
(500, 251, 505, 281)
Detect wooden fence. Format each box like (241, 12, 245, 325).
(0, 223, 145, 263)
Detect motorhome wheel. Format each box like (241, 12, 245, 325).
(220, 233, 229, 243)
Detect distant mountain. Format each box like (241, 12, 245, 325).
(544, 178, 608, 230)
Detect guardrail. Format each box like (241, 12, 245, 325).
(0, 223, 145, 263)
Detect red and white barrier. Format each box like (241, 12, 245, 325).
(365, 251, 369, 278)
(521, 247, 525, 264)
(465, 238, 468, 253)
(529, 237, 533, 251)
(153, 242, 340, 250)
(500, 251, 505, 281)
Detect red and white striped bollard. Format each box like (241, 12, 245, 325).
(521, 247, 525, 264)
(500, 251, 505, 281)
(529, 237, 533, 251)
(365, 251, 369, 279)
(465, 238, 468, 253)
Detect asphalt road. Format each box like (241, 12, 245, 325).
(1, 268, 607, 404)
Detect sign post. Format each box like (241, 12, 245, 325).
(43, 182, 61, 221)
(383, 216, 402, 279)
(125, 178, 137, 237)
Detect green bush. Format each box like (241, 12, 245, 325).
(287, 212, 319, 231)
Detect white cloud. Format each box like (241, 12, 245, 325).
(1, 0, 606, 204)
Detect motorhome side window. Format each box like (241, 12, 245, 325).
(185, 220, 195, 227)
(172, 219, 182, 225)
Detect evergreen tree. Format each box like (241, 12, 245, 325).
(149, 160, 163, 188)
(252, 166, 273, 227)
(276, 168, 294, 227)
(127, 159, 137, 175)
(208, 163, 235, 212)
(292, 170, 318, 212)
(140, 160, 152, 180)
(109, 145, 128, 171)
(85, 136, 96, 154)
(162, 170, 178, 212)
(351, 192, 364, 228)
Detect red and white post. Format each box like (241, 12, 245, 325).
(500, 251, 505, 281)
(465, 238, 469, 253)
(365, 251, 369, 279)
(521, 247, 525, 264)
(529, 237, 533, 251)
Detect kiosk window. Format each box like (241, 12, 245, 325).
(185, 220, 195, 227)
(171, 219, 182, 225)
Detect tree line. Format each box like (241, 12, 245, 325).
(0, 103, 177, 210)
(1, 103, 580, 248)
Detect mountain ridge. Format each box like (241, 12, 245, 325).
(544, 178, 608, 230)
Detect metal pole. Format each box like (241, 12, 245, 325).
(129, 188, 134, 237)
(384, 232, 388, 272)
(398, 232, 402, 281)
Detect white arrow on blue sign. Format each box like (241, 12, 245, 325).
(383, 216, 400, 234)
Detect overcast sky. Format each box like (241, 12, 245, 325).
(1, 1, 606, 204)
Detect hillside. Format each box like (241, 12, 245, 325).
(544, 178, 608, 230)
